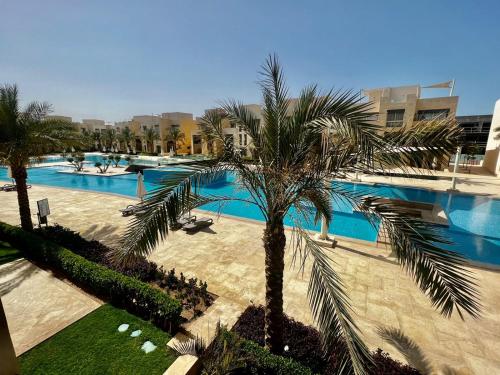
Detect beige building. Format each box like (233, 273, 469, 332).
(115, 113, 197, 155)
(483, 99, 500, 176)
(363, 85, 458, 132)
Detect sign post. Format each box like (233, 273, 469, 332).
(37, 198, 50, 227)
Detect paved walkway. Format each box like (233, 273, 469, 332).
(1, 185, 500, 374)
(0, 259, 102, 355)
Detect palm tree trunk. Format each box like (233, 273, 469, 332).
(12, 165, 33, 231)
(263, 218, 286, 354)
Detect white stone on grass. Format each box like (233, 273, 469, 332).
(130, 330, 142, 337)
(117, 324, 129, 332)
(141, 341, 157, 353)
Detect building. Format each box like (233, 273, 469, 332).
(456, 115, 492, 154)
(115, 113, 197, 155)
(483, 100, 500, 176)
(194, 101, 304, 157)
(363, 84, 458, 132)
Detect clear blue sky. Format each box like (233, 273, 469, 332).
(1, 0, 499, 122)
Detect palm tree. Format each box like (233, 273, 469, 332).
(164, 127, 185, 154)
(102, 128, 116, 150)
(80, 128, 95, 150)
(0, 84, 78, 230)
(117, 57, 480, 373)
(199, 121, 216, 155)
(494, 126, 500, 140)
(92, 130, 102, 150)
(143, 127, 159, 153)
(119, 126, 134, 152)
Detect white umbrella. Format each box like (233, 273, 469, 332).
(71, 146, 76, 153)
(136, 172, 146, 202)
(102, 146, 107, 153)
(126, 147, 130, 154)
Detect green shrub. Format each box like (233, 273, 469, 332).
(200, 326, 312, 375)
(0, 222, 182, 332)
(239, 338, 313, 375)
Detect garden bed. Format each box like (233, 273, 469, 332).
(232, 305, 420, 375)
(20, 304, 177, 375)
(34, 225, 216, 321)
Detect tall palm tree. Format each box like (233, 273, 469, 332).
(199, 121, 216, 155)
(119, 126, 134, 152)
(0, 84, 78, 230)
(92, 130, 102, 150)
(117, 57, 480, 373)
(164, 127, 185, 154)
(143, 127, 159, 153)
(102, 128, 116, 150)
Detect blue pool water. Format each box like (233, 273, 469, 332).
(1, 166, 499, 266)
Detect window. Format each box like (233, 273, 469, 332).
(239, 134, 243, 145)
(244, 134, 248, 146)
(386, 109, 405, 127)
(230, 122, 236, 128)
(172, 124, 180, 130)
(416, 109, 449, 121)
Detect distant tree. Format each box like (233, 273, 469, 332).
(92, 130, 102, 150)
(67, 153, 85, 171)
(143, 128, 159, 153)
(119, 126, 135, 152)
(112, 155, 122, 167)
(80, 129, 95, 150)
(0, 84, 79, 230)
(164, 127, 185, 155)
(95, 156, 112, 173)
(102, 128, 116, 150)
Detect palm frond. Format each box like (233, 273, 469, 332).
(292, 227, 372, 375)
(330, 186, 481, 319)
(117, 163, 236, 263)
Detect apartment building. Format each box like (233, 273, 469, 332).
(193, 101, 305, 157)
(456, 115, 492, 154)
(363, 85, 458, 132)
(115, 112, 197, 155)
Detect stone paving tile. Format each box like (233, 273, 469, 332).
(0, 259, 102, 355)
(1, 185, 500, 374)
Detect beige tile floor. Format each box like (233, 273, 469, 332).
(1, 184, 500, 374)
(0, 259, 102, 355)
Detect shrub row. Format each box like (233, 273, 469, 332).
(35, 225, 214, 313)
(233, 305, 420, 375)
(0, 222, 182, 332)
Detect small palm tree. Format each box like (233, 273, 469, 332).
(0, 84, 79, 230)
(117, 57, 480, 373)
(143, 127, 159, 153)
(494, 126, 500, 140)
(119, 126, 134, 152)
(164, 127, 185, 155)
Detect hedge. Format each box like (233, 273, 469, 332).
(0, 222, 182, 332)
(239, 337, 314, 375)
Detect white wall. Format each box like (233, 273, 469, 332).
(483, 99, 500, 175)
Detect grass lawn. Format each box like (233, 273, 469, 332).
(0, 241, 22, 265)
(20, 304, 178, 375)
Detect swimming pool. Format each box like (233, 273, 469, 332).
(1, 166, 499, 266)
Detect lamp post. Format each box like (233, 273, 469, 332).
(450, 146, 462, 191)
